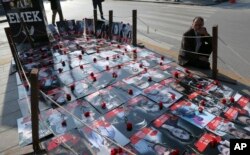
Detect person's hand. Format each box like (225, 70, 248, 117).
(197, 27, 209, 36)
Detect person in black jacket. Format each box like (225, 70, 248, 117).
(49, 0, 63, 25)
(92, 0, 105, 20)
(178, 17, 212, 69)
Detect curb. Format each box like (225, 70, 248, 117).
(115, 0, 227, 6)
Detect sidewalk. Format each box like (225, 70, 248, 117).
(116, 0, 228, 6)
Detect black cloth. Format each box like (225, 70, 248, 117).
(92, 0, 103, 16)
(178, 28, 212, 69)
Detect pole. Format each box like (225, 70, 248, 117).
(132, 10, 137, 46)
(109, 10, 113, 41)
(94, 9, 97, 36)
(212, 25, 218, 79)
(30, 68, 41, 152)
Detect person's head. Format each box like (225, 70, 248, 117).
(138, 98, 160, 112)
(238, 116, 250, 125)
(162, 124, 191, 141)
(228, 128, 249, 139)
(192, 17, 204, 32)
(153, 144, 171, 155)
(217, 144, 230, 155)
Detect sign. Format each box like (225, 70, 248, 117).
(1, 0, 50, 51)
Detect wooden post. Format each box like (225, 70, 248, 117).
(212, 25, 218, 79)
(132, 10, 137, 46)
(109, 10, 113, 41)
(94, 9, 97, 36)
(30, 68, 41, 152)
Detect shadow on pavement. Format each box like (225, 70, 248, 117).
(0, 63, 21, 154)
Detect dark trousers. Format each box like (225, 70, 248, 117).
(92, 0, 103, 18)
(52, 9, 63, 25)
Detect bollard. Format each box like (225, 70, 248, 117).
(30, 68, 41, 152)
(94, 9, 97, 36)
(132, 10, 137, 46)
(109, 10, 113, 41)
(212, 25, 218, 80)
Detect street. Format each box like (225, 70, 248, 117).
(42, 0, 250, 81)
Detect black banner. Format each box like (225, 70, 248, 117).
(1, 0, 50, 51)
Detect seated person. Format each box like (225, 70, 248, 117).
(178, 16, 212, 69)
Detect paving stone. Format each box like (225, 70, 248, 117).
(0, 128, 19, 154)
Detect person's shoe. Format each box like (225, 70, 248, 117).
(101, 16, 105, 20)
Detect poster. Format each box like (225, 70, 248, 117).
(79, 118, 130, 155)
(63, 99, 100, 127)
(2, 0, 50, 51)
(170, 100, 215, 129)
(85, 86, 125, 114)
(153, 113, 204, 154)
(193, 133, 230, 155)
(42, 108, 77, 135)
(43, 129, 92, 155)
(17, 115, 51, 147)
(206, 116, 250, 140)
(142, 83, 182, 108)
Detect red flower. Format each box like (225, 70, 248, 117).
(84, 112, 90, 117)
(59, 68, 63, 73)
(229, 97, 235, 103)
(61, 61, 65, 66)
(170, 149, 179, 155)
(128, 89, 133, 95)
(101, 102, 106, 109)
(126, 122, 133, 131)
(221, 98, 227, 104)
(198, 106, 204, 113)
(159, 102, 163, 110)
(171, 94, 176, 100)
(106, 65, 110, 71)
(173, 71, 179, 78)
(66, 94, 71, 101)
(70, 84, 75, 91)
(148, 76, 152, 82)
